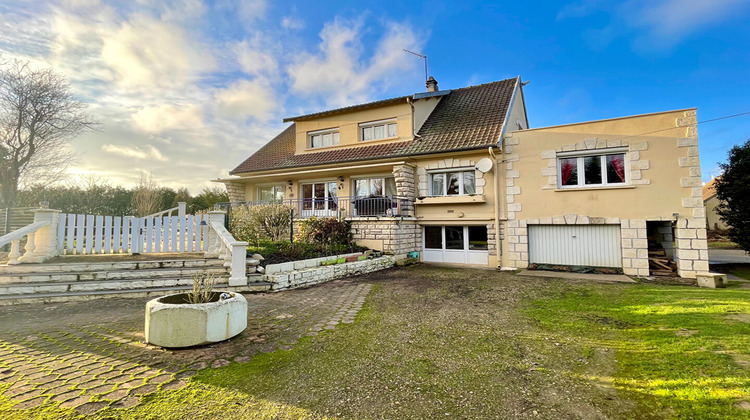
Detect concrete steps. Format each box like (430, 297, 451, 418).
(0, 258, 269, 305)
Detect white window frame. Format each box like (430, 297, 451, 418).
(257, 184, 285, 203)
(557, 148, 628, 189)
(352, 175, 396, 197)
(427, 168, 477, 196)
(359, 118, 397, 142)
(308, 128, 340, 149)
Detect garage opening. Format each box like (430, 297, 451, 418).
(423, 225, 489, 265)
(647, 221, 677, 276)
(528, 225, 622, 268)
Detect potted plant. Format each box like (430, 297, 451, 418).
(145, 273, 248, 348)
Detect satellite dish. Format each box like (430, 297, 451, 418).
(475, 158, 493, 173)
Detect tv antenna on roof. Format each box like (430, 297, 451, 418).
(403, 49, 427, 82)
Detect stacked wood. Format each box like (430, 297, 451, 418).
(648, 248, 677, 276)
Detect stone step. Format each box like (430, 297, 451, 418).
(0, 266, 230, 285)
(1, 273, 266, 295)
(0, 282, 273, 306)
(0, 258, 227, 275)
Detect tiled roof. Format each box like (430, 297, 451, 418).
(230, 77, 519, 174)
(703, 177, 718, 201)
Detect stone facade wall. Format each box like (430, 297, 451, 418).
(673, 110, 709, 278)
(487, 223, 502, 257)
(264, 255, 396, 291)
(351, 219, 421, 257)
(392, 164, 416, 214)
(225, 181, 246, 203)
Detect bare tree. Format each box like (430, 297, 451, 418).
(131, 172, 160, 217)
(0, 59, 96, 207)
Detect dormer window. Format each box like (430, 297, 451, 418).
(360, 119, 397, 142)
(309, 128, 339, 149)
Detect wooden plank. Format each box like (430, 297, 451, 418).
(130, 218, 140, 254)
(186, 215, 194, 252)
(66, 213, 75, 254)
(162, 216, 169, 252)
(94, 215, 104, 254)
(122, 217, 130, 254)
(75, 214, 85, 254)
(194, 214, 202, 251)
(56, 213, 66, 255)
(113, 216, 121, 253)
(170, 216, 178, 252)
(178, 214, 185, 252)
(103, 216, 112, 253)
(154, 217, 161, 252)
(84, 215, 94, 254)
(145, 217, 153, 253)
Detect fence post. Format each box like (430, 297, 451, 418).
(290, 209, 294, 243)
(177, 202, 186, 219)
(2, 208, 9, 251)
(204, 211, 226, 258)
(228, 242, 249, 286)
(18, 208, 61, 263)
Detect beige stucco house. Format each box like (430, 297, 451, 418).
(220, 77, 709, 278)
(703, 177, 729, 231)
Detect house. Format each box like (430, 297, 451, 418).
(219, 76, 710, 278)
(703, 177, 728, 232)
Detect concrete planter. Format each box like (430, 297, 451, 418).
(145, 291, 247, 348)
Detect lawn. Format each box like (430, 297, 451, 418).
(2, 266, 750, 419)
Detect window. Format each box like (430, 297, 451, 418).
(301, 182, 337, 213)
(429, 170, 476, 196)
(360, 119, 397, 141)
(353, 177, 397, 216)
(558, 152, 626, 188)
(258, 185, 284, 203)
(309, 129, 339, 149)
(353, 177, 397, 197)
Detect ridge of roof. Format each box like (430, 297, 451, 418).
(231, 77, 519, 175)
(282, 95, 410, 122)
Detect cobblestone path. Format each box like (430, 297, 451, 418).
(0, 280, 371, 415)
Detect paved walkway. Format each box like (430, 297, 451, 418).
(0, 280, 371, 415)
(709, 248, 750, 264)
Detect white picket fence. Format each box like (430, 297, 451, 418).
(55, 213, 210, 255)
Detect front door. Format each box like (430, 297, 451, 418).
(423, 225, 489, 265)
(301, 182, 338, 217)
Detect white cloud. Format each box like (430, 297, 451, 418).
(560, 0, 749, 50)
(281, 15, 305, 30)
(131, 103, 204, 133)
(101, 15, 216, 89)
(288, 17, 422, 106)
(214, 78, 277, 122)
(101, 144, 168, 161)
(234, 39, 278, 77)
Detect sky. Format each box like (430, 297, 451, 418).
(0, 0, 748, 193)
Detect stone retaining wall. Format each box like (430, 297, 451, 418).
(263, 255, 395, 291)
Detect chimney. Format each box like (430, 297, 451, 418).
(426, 76, 438, 92)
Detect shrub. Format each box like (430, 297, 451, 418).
(295, 217, 353, 245)
(230, 204, 293, 243)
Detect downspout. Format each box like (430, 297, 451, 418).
(489, 146, 503, 269)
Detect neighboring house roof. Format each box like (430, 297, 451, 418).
(230, 77, 519, 175)
(703, 177, 719, 201)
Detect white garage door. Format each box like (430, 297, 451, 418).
(528, 225, 622, 268)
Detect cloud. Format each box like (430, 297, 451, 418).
(101, 15, 216, 89)
(288, 17, 422, 106)
(101, 144, 168, 161)
(214, 78, 277, 122)
(281, 15, 305, 30)
(560, 0, 749, 50)
(131, 104, 204, 133)
(233, 39, 278, 77)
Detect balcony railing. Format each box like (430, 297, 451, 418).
(224, 195, 413, 218)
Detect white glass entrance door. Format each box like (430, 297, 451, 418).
(423, 225, 489, 265)
(301, 182, 338, 217)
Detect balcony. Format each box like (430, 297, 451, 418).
(225, 195, 413, 219)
